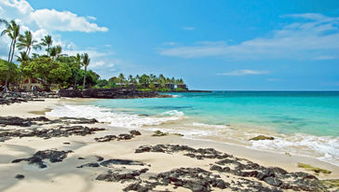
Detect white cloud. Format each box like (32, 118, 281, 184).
(218, 69, 270, 76)
(160, 13, 339, 60)
(0, 0, 108, 59)
(183, 26, 195, 31)
(0, 0, 108, 33)
(31, 9, 108, 32)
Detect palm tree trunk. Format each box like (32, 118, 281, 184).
(82, 66, 87, 90)
(7, 40, 13, 62)
(10, 39, 16, 63)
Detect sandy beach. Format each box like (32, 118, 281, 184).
(0, 98, 338, 192)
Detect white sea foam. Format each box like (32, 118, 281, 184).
(192, 122, 229, 129)
(47, 104, 184, 128)
(249, 134, 339, 166)
(46, 104, 339, 166)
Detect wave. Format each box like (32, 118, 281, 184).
(189, 122, 339, 166)
(46, 104, 184, 128)
(249, 134, 339, 166)
(46, 104, 338, 166)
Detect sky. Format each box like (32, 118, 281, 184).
(0, 0, 339, 90)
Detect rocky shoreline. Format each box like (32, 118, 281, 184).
(0, 91, 59, 105)
(0, 114, 337, 192)
(58, 88, 171, 99)
(0, 88, 172, 106)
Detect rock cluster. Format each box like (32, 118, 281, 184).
(0, 125, 105, 141)
(0, 116, 98, 127)
(96, 168, 149, 183)
(12, 150, 72, 168)
(94, 130, 141, 142)
(0, 91, 58, 105)
(77, 158, 145, 169)
(134, 144, 328, 192)
(59, 88, 169, 99)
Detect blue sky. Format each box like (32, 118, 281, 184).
(1, 0, 339, 90)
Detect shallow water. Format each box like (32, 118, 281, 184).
(47, 91, 339, 165)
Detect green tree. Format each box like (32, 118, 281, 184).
(17, 30, 41, 56)
(81, 53, 90, 89)
(0, 59, 20, 85)
(118, 73, 125, 84)
(40, 35, 53, 53)
(48, 45, 62, 59)
(16, 52, 30, 63)
(1, 20, 20, 63)
(21, 57, 71, 89)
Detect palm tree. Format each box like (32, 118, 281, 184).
(1, 20, 20, 63)
(40, 35, 53, 53)
(48, 45, 62, 59)
(1, 19, 20, 88)
(118, 73, 125, 84)
(81, 53, 90, 90)
(17, 30, 41, 56)
(16, 52, 29, 63)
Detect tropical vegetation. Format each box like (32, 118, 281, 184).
(0, 18, 187, 92)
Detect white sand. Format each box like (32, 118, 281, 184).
(0, 99, 337, 192)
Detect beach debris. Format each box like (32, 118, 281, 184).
(0, 116, 100, 127)
(96, 168, 149, 182)
(0, 116, 33, 127)
(249, 135, 275, 141)
(129, 130, 141, 136)
(100, 159, 145, 167)
(77, 162, 100, 168)
(15, 174, 25, 179)
(57, 117, 98, 124)
(135, 144, 231, 160)
(298, 163, 332, 174)
(320, 179, 339, 191)
(95, 135, 117, 142)
(94, 130, 141, 142)
(151, 130, 184, 137)
(152, 130, 169, 137)
(12, 150, 73, 168)
(0, 125, 105, 141)
(95, 155, 104, 161)
(135, 144, 328, 191)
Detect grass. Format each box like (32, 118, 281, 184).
(297, 163, 332, 175)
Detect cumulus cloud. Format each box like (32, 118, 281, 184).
(0, 0, 108, 33)
(218, 69, 270, 76)
(0, 0, 108, 60)
(31, 9, 108, 32)
(160, 13, 339, 60)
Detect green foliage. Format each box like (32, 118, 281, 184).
(109, 73, 187, 91)
(20, 57, 71, 86)
(0, 59, 20, 83)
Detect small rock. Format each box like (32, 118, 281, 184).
(15, 174, 25, 179)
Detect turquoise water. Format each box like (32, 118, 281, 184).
(48, 91, 339, 165)
(90, 91, 339, 137)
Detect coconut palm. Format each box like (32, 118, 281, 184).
(17, 30, 41, 56)
(1, 20, 20, 63)
(16, 52, 29, 63)
(48, 45, 62, 59)
(0, 19, 20, 88)
(81, 53, 90, 90)
(40, 35, 53, 53)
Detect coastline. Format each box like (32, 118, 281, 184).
(0, 98, 338, 191)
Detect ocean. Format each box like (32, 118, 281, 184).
(47, 91, 339, 165)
